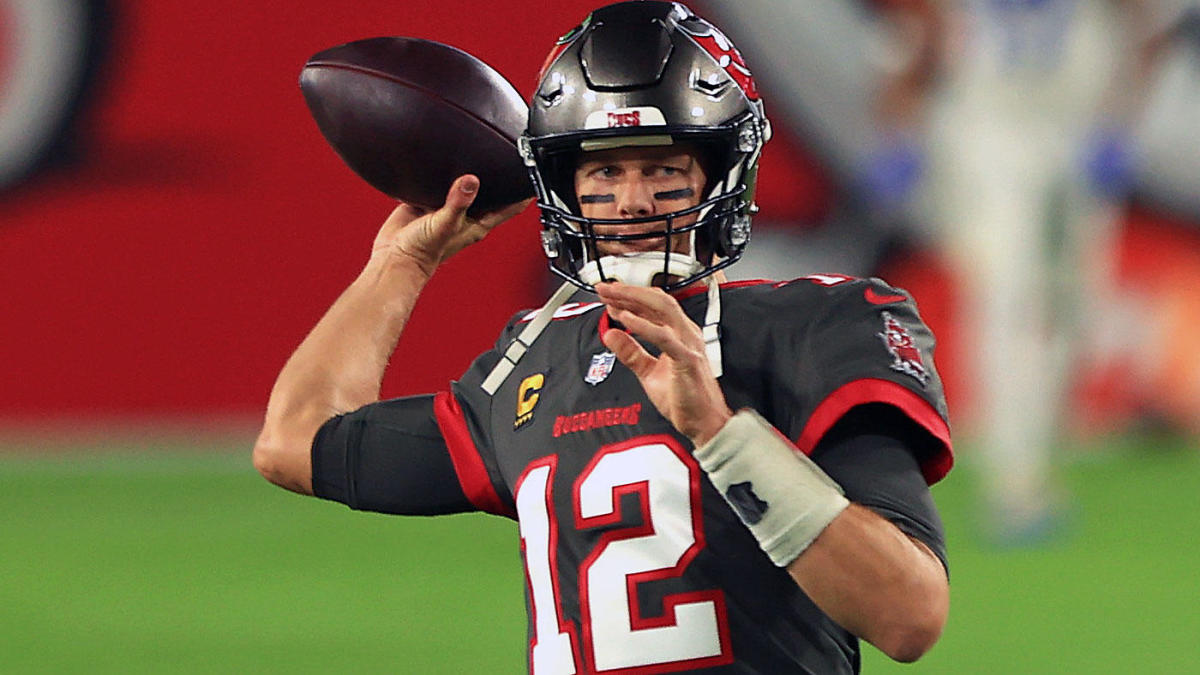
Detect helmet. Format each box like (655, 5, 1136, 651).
(522, 1, 771, 291)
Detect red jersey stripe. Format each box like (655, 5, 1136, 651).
(794, 378, 953, 485)
(433, 390, 517, 519)
(670, 278, 773, 302)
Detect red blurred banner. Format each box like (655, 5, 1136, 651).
(0, 1, 594, 420)
(0, 0, 828, 424)
(4, 1, 1197, 436)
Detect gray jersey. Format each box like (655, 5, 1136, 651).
(314, 276, 953, 673)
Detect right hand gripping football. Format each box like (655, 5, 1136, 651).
(372, 175, 531, 276)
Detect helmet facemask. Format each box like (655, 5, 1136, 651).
(523, 1, 770, 292)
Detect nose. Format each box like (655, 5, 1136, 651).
(615, 179, 655, 219)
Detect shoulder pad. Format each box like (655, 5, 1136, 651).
(517, 300, 604, 323)
(771, 274, 913, 307)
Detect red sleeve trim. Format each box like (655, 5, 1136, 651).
(433, 391, 517, 519)
(670, 278, 773, 302)
(794, 378, 953, 485)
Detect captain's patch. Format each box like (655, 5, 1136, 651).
(514, 373, 544, 430)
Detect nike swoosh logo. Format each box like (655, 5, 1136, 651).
(864, 287, 906, 305)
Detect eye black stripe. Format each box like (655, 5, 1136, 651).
(653, 187, 694, 201)
(579, 194, 616, 204)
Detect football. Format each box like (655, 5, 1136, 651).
(299, 37, 534, 214)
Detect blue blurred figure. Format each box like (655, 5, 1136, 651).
(910, 0, 1183, 544)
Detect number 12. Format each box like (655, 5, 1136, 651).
(515, 436, 732, 674)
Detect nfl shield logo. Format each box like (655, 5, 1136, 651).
(585, 351, 617, 386)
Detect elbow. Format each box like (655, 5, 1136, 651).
(875, 615, 944, 663)
(251, 436, 282, 483)
(873, 586, 948, 663)
(252, 427, 314, 495)
(251, 434, 286, 485)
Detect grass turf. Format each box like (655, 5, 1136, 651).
(1, 436, 1196, 673)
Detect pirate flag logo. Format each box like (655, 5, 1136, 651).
(879, 312, 929, 386)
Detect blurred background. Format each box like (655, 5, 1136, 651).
(2, 0, 1198, 672)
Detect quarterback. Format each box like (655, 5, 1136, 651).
(254, 2, 954, 672)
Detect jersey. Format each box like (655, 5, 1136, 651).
(312, 275, 953, 674)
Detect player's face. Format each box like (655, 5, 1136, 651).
(573, 145, 707, 257)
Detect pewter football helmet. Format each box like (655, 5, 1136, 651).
(524, 1, 771, 291)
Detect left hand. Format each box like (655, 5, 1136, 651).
(596, 282, 732, 445)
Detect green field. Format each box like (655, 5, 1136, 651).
(2, 435, 1197, 673)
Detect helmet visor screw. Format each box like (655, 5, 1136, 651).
(540, 230, 562, 258)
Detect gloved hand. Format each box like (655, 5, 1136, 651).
(1081, 123, 1136, 200)
(857, 133, 925, 213)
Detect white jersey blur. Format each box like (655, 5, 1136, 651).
(922, 0, 1133, 540)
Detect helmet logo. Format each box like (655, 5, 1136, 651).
(607, 111, 641, 127)
(678, 22, 759, 101)
(584, 106, 666, 130)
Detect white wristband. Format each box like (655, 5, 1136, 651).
(693, 409, 850, 566)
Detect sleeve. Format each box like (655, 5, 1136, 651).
(311, 394, 474, 515)
(779, 276, 954, 484)
(310, 310, 532, 519)
(811, 404, 949, 574)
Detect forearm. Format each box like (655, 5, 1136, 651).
(692, 409, 948, 662)
(253, 178, 523, 494)
(254, 253, 432, 494)
(787, 503, 949, 663)
(873, 0, 943, 130)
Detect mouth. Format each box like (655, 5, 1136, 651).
(598, 238, 667, 255)
(593, 225, 674, 255)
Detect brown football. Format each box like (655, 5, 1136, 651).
(299, 37, 533, 214)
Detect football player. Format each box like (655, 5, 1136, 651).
(255, 2, 954, 672)
(907, 0, 1180, 542)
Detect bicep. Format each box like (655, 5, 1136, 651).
(311, 394, 476, 515)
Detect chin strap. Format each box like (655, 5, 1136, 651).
(480, 275, 723, 396)
(481, 281, 577, 395)
(578, 252, 703, 288)
(703, 275, 723, 378)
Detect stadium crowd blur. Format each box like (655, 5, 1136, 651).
(3, 0, 1199, 538)
(701, 0, 1200, 540)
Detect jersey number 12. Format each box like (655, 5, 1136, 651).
(515, 436, 732, 674)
